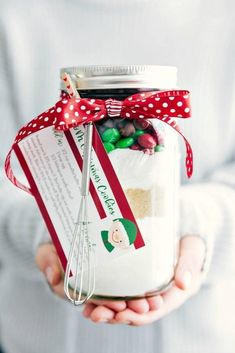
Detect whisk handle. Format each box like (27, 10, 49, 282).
(81, 122, 93, 196)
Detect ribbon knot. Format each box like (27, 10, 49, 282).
(105, 98, 123, 117)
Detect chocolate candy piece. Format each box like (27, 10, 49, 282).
(116, 137, 135, 148)
(104, 142, 116, 153)
(113, 118, 126, 129)
(130, 144, 142, 151)
(102, 119, 115, 129)
(120, 122, 136, 137)
(133, 129, 145, 139)
(101, 128, 120, 143)
(143, 148, 155, 155)
(138, 133, 157, 148)
(133, 119, 150, 130)
(154, 144, 165, 152)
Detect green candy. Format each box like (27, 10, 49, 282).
(133, 129, 145, 139)
(101, 128, 120, 143)
(116, 137, 135, 148)
(154, 144, 165, 152)
(104, 142, 115, 153)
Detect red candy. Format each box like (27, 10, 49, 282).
(143, 148, 155, 155)
(137, 133, 157, 148)
(133, 119, 150, 130)
(130, 144, 142, 151)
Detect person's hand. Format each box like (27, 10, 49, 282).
(35, 243, 65, 298)
(82, 235, 206, 326)
(35, 243, 128, 312)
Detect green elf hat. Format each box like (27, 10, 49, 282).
(113, 218, 137, 245)
(101, 218, 138, 253)
(100, 230, 115, 252)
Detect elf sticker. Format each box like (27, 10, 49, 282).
(101, 218, 137, 252)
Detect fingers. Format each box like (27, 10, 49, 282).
(89, 296, 159, 314)
(127, 299, 150, 313)
(174, 235, 206, 290)
(82, 297, 155, 324)
(115, 285, 190, 326)
(35, 243, 63, 287)
(115, 308, 154, 326)
(83, 296, 165, 326)
(88, 299, 127, 312)
(89, 305, 115, 323)
(115, 296, 164, 326)
(82, 299, 127, 322)
(83, 303, 97, 318)
(86, 297, 153, 317)
(147, 295, 164, 311)
(83, 284, 194, 326)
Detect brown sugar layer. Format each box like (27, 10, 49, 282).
(125, 188, 152, 219)
(125, 187, 166, 219)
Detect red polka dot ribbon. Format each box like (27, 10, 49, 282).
(5, 89, 193, 195)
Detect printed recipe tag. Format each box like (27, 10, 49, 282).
(14, 125, 145, 274)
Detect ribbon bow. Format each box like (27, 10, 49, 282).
(5, 89, 193, 195)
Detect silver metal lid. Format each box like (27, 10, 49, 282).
(60, 65, 177, 90)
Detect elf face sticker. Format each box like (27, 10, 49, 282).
(101, 218, 137, 253)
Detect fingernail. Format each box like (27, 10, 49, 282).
(45, 267, 53, 284)
(182, 271, 192, 288)
(97, 318, 109, 323)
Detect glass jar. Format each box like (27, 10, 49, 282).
(61, 65, 180, 300)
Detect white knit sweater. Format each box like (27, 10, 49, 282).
(0, 1, 235, 353)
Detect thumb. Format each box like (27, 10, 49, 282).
(35, 243, 63, 286)
(175, 235, 206, 290)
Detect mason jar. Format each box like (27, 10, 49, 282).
(61, 65, 180, 300)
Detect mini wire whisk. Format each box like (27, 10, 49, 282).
(62, 73, 95, 305)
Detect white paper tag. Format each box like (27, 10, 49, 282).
(16, 125, 145, 274)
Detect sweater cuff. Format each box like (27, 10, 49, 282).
(179, 183, 224, 281)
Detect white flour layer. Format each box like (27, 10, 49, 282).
(81, 216, 178, 297)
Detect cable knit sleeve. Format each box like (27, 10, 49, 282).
(180, 162, 235, 283)
(0, 19, 50, 280)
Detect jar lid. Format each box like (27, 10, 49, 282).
(60, 65, 177, 90)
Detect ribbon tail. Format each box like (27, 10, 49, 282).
(159, 117, 193, 178)
(4, 147, 32, 195)
(180, 133, 193, 178)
